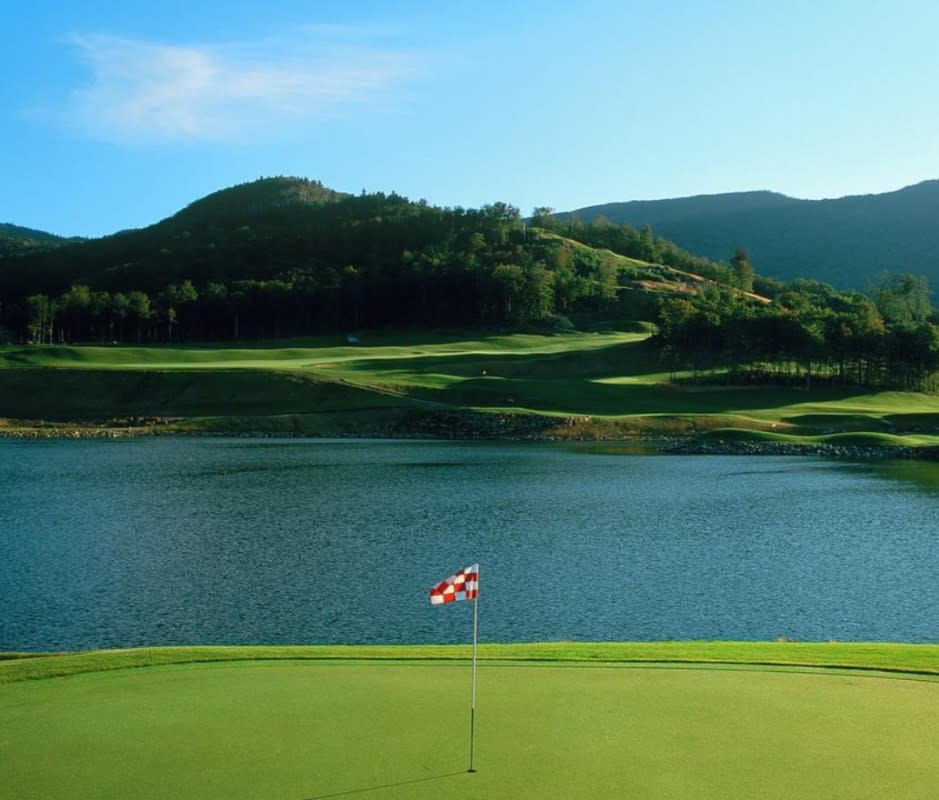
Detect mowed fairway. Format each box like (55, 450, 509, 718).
(3, 657, 939, 799)
(7, 331, 939, 437)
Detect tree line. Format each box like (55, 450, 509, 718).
(2, 201, 629, 343)
(655, 272, 939, 391)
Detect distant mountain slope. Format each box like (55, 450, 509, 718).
(0, 223, 78, 257)
(562, 180, 939, 289)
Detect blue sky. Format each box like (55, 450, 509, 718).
(3, 0, 938, 237)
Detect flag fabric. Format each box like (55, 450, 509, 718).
(430, 564, 479, 605)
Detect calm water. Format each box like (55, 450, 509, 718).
(2, 438, 939, 651)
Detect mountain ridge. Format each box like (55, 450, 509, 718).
(5, 176, 939, 294)
(560, 179, 939, 289)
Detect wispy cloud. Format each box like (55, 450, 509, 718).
(65, 29, 422, 144)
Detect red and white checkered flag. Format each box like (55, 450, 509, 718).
(429, 563, 481, 771)
(430, 564, 479, 605)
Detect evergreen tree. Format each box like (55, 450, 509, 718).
(730, 248, 754, 292)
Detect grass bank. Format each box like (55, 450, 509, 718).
(4, 641, 939, 683)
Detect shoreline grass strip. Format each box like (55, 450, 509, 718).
(3, 641, 939, 684)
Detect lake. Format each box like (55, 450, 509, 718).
(2, 438, 938, 651)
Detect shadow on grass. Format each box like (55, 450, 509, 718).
(304, 770, 467, 799)
(0, 368, 412, 419)
(341, 338, 664, 381)
(401, 373, 878, 417)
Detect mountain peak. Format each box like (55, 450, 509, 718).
(167, 176, 350, 225)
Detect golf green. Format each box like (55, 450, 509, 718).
(2, 659, 938, 799)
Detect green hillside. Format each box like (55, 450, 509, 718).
(0, 177, 349, 297)
(0, 178, 740, 343)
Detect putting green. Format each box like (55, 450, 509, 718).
(2, 659, 938, 799)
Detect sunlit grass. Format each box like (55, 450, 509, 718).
(5, 329, 939, 438)
(697, 427, 939, 447)
(5, 642, 939, 683)
(0, 330, 649, 371)
(3, 644, 939, 800)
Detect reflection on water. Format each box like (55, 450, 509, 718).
(857, 458, 939, 496)
(1, 438, 938, 651)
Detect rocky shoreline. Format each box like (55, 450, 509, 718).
(2, 410, 939, 460)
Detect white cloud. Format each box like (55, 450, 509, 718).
(66, 29, 421, 143)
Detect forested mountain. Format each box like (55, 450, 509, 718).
(561, 180, 939, 290)
(0, 176, 736, 343)
(0, 223, 78, 257)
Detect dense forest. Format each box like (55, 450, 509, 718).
(654, 273, 939, 391)
(0, 177, 733, 342)
(2, 176, 938, 391)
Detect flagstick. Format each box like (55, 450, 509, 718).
(468, 587, 478, 773)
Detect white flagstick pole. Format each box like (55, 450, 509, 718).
(468, 567, 479, 773)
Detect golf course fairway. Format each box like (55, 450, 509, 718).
(3, 648, 939, 799)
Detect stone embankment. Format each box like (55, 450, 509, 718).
(387, 410, 593, 440)
(4, 410, 939, 460)
(0, 428, 140, 439)
(0, 417, 180, 439)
